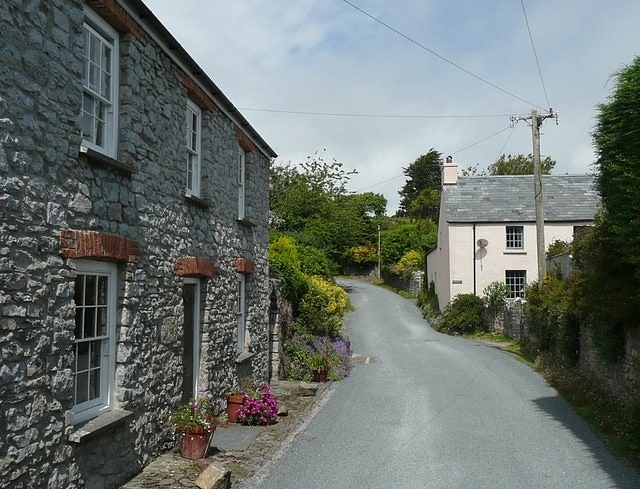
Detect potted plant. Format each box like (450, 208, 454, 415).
(236, 383, 279, 426)
(226, 387, 244, 424)
(309, 351, 331, 383)
(169, 394, 218, 459)
(226, 377, 255, 423)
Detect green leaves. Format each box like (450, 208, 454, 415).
(488, 153, 555, 175)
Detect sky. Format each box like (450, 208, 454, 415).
(144, 0, 640, 215)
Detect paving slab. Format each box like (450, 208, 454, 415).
(211, 426, 261, 450)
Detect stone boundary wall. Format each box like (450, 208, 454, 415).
(496, 303, 639, 407)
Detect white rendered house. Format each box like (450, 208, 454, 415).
(426, 158, 598, 310)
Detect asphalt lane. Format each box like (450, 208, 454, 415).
(253, 278, 640, 488)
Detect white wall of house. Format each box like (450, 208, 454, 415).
(428, 220, 586, 310)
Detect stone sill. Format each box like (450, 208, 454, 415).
(237, 217, 256, 228)
(68, 408, 133, 444)
(184, 192, 211, 208)
(79, 145, 136, 175)
(503, 250, 527, 255)
(235, 350, 255, 364)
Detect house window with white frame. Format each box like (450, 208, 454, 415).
(186, 100, 201, 197)
(506, 225, 524, 249)
(236, 274, 247, 353)
(238, 147, 246, 220)
(505, 270, 526, 299)
(81, 8, 119, 157)
(72, 260, 117, 423)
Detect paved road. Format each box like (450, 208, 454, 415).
(252, 278, 640, 489)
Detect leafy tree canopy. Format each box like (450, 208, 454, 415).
(397, 149, 443, 219)
(269, 150, 387, 271)
(488, 153, 555, 175)
(593, 55, 640, 272)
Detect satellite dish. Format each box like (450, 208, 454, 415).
(477, 239, 488, 248)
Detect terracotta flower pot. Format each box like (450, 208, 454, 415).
(226, 394, 244, 423)
(179, 431, 212, 459)
(312, 370, 328, 383)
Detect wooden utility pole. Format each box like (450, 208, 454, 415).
(531, 108, 546, 282)
(511, 108, 557, 282)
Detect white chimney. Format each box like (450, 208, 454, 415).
(442, 155, 458, 185)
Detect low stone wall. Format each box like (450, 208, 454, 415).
(496, 302, 639, 407)
(579, 326, 640, 407)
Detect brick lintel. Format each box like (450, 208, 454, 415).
(174, 257, 216, 278)
(233, 258, 254, 275)
(60, 229, 143, 264)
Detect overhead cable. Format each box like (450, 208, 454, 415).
(520, 0, 552, 109)
(341, 0, 544, 109)
(239, 107, 512, 119)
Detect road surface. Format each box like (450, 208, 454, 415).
(249, 278, 640, 488)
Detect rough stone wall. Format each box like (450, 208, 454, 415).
(408, 271, 424, 296)
(579, 326, 640, 407)
(0, 1, 272, 488)
(498, 303, 638, 406)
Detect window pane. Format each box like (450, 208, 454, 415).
(74, 275, 85, 305)
(97, 275, 107, 305)
(102, 73, 111, 100)
(97, 307, 107, 336)
(77, 341, 89, 372)
(90, 341, 101, 368)
(84, 308, 96, 338)
(75, 308, 83, 339)
(89, 369, 100, 400)
(75, 371, 89, 404)
(85, 275, 96, 305)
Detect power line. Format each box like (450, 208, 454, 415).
(452, 125, 513, 155)
(341, 0, 544, 109)
(494, 124, 518, 163)
(520, 0, 551, 108)
(239, 107, 513, 119)
(353, 124, 514, 193)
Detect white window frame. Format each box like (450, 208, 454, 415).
(81, 8, 119, 158)
(505, 270, 527, 299)
(236, 274, 247, 353)
(72, 260, 117, 424)
(183, 277, 201, 398)
(186, 100, 202, 197)
(506, 225, 524, 249)
(238, 147, 246, 220)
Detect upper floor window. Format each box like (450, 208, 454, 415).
(238, 147, 246, 220)
(506, 225, 524, 249)
(81, 8, 119, 157)
(505, 270, 526, 299)
(186, 100, 201, 197)
(73, 260, 117, 424)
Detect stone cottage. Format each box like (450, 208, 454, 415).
(0, 1, 277, 487)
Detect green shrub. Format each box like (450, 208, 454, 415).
(482, 281, 509, 309)
(394, 250, 423, 278)
(296, 276, 348, 337)
(438, 293, 485, 335)
(417, 280, 439, 318)
(269, 256, 308, 313)
(298, 245, 331, 278)
(525, 274, 580, 363)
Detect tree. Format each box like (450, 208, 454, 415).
(593, 56, 640, 274)
(574, 56, 640, 332)
(488, 153, 555, 175)
(397, 149, 443, 219)
(269, 151, 387, 271)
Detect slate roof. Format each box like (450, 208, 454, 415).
(443, 174, 599, 223)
